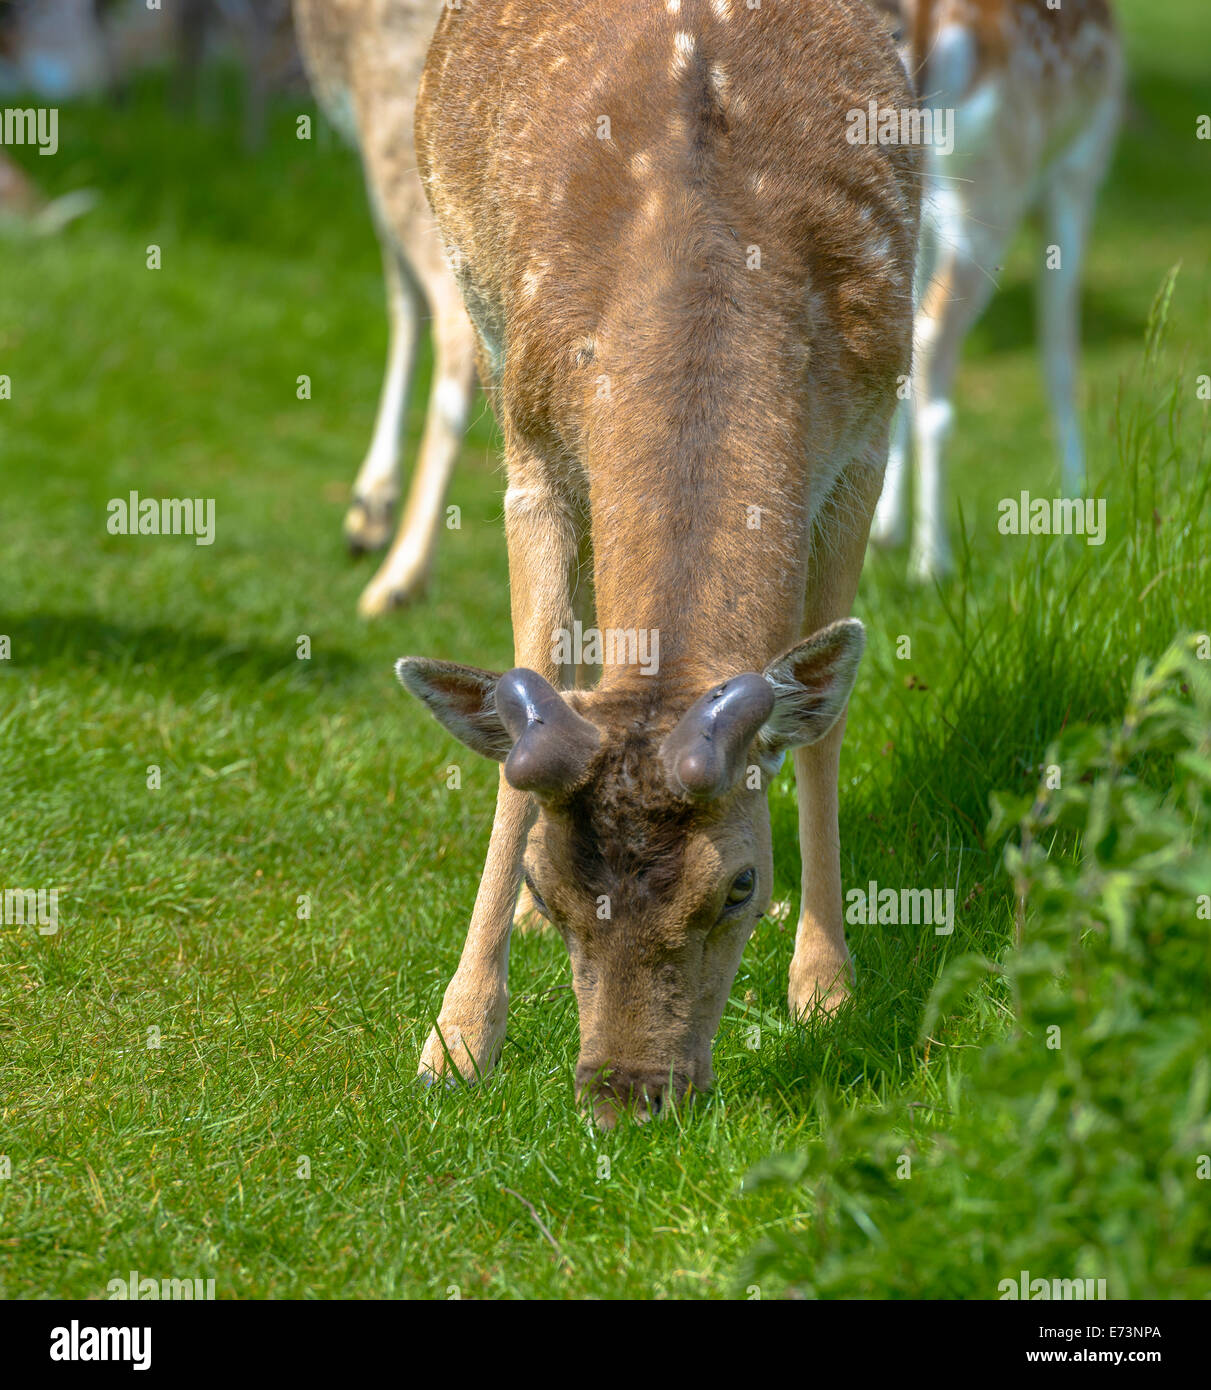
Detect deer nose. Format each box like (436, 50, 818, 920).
(575, 1063, 685, 1129)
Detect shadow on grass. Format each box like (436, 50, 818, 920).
(2, 610, 364, 695)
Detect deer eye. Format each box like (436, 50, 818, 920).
(723, 868, 756, 911)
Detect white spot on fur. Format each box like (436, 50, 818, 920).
(672, 31, 695, 74)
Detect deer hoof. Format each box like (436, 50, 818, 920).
(344, 494, 396, 555)
(417, 1006, 505, 1086)
(357, 569, 426, 618)
(788, 948, 854, 1022)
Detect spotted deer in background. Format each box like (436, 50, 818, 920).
(869, 0, 1124, 578)
(294, 0, 476, 616)
(395, 0, 920, 1127)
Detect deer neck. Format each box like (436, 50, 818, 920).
(582, 233, 818, 697)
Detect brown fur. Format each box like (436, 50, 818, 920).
(420, 0, 917, 687)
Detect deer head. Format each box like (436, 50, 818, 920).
(398, 619, 865, 1127)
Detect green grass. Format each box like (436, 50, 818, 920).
(1, 3, 1209, 1299)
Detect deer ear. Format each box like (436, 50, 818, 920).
(757, 619, 866, 766)
(395, 657, 513, 761)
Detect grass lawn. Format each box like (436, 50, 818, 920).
(1, 0, 1208, 1299)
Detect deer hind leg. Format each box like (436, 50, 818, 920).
(870, 396, 912, 548)
(359, 228, 477, 617)
(345, 231, 423, 555)
(909, 204, 999, 583)
(1037, 97, 1119, 498)
(419, 452, 580, 1082)
(871, 213, 939, 551)
(789, 455, 885, 1020)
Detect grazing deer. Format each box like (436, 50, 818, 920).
(868, 0, 1123, 578)
(396, 0, 920, 1127)
(293, 0, 477, 616)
